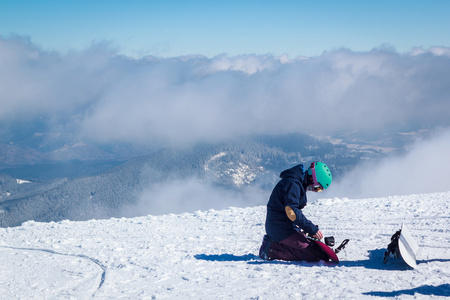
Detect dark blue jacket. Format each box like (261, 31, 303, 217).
(265, 164, 319, 242)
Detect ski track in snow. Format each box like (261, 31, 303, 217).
(0, 245, 106, 298)
(0, 191, 449, 299)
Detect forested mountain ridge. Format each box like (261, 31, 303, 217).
(0, 133, 385, 227)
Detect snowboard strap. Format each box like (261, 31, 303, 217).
(334, 239, 349, 254)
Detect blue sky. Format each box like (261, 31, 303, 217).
(1, 0, 449, 58)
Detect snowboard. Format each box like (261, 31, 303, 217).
(383, 223, 419, 268)
(306, 236, 349, 263)
(398, 223, 419, 268)
(313, 239, 339, 262)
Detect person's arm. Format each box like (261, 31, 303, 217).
(283, 181, 319, 236)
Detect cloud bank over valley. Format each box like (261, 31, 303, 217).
(1, 37, 450, 149)
(332, 128, 450, 198)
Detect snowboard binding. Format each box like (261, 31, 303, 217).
(324, 236, 335, 247)
(383, 229, 401, 263)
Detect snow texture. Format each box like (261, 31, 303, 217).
(1, 191, 449, 299)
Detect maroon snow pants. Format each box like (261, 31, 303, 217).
(259, 231, 329, 262)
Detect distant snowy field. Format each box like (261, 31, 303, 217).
(1, 191, 449, 299)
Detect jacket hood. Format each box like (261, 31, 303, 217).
(280, 164, 305, 182)
(280, 164, 308, 209)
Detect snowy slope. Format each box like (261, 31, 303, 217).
(1, 192, 449, 299)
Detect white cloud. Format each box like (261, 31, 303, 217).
(121, 177, 266, 216)
(331, 128, 450, 198)
(1, 37, 450, 148)
(411, 46, 450, 56)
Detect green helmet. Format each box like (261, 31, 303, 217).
(308, 161, 332, 190)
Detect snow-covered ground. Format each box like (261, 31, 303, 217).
(1, 191, 449, 299)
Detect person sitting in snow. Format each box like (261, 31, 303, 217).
(259, 162, 332, 262)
